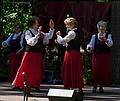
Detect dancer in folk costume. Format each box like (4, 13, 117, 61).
(2, 23, 24, 82)
(55, 17, 84, 95)
(86, 20, 113, 93)
(12, 16, 55, 95)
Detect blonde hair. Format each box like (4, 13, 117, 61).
(64, 17, 78, 27)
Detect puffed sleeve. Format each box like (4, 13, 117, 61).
(43, 28, 55, 44)
(25, 30, 39, 46)
(56, 30, 76, 46)
(2, 34, 12, 47)
(86, 34, 95, 52)
(105, 34, 113, 47)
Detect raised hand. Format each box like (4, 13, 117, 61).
(38, 26, 42, 33)
(49, 19, 54, 29)
(37, 26, 42, 37)
(56, 31, 61, 36)
(2, 42, 8, 48)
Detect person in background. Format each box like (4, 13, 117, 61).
(55, 17, 84, 95)
(86, 20, 113, 93)
(2, 23, 24, 82)
(12, 16, 55, 96)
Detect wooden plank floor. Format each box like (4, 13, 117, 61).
(0, 82, 120, 101)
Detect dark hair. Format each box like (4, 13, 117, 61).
(13, 23, 24, 33)
(28, 16, 40, 27)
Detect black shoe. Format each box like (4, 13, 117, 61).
(79, 91, 84, 96)
(92, 87, 97, 93)
(99, 87, 104, 93)
(34, 87, 39, 91)
(27, 93, 34, 97)
(77, 90, 84, 96)
(12, 86, 21, 90)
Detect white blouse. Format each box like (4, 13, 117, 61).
(86, 33, 113, 52)
(56, 29, 76, 46)
(25, 28, 55, 46)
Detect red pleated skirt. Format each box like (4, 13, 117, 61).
(92, 53, 111, 86)
(61, 50, 84, 90)
(12, 52, 44, 88)
(8, 52, 23, 82)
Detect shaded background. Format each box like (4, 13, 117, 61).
(1, 1, 120, 84)
(31, 1, 112, 84)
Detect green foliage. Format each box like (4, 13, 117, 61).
(0, 1, 32, 80)
(82, 52, 92, 85)
(2, 1, 32, 35)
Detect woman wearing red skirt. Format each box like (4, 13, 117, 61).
(2, 23, 24, 82)
(87, 20, 113, 93)
(12, 16, 55, 95)
(55, 17, 84, 95)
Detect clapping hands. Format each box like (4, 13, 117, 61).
(37, 26, 44, 37)
(56, 31, 61, 36)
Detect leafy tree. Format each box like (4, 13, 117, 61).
(0, 0, 32, 80)
(2, 0, 32, 35)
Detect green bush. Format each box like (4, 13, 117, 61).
(0, 1, 32, 80)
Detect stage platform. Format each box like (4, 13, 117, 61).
(0, 82, 120, 101)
